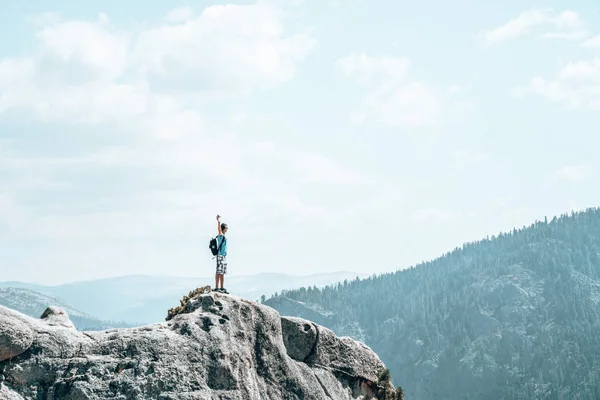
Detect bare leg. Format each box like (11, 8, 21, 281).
(215, 274, 218, 289)
(218, 274, 224, 289)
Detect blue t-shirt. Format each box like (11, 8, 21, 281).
(216, 235, 228, 256)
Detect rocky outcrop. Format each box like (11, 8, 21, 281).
(0, 292, 402, 400)
(0, 309, 34, 363)
(40, 306, 77, 329)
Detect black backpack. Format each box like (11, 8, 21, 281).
(209, 236, 226, 256)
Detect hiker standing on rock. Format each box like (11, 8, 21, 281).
(214, 215, 229, 294)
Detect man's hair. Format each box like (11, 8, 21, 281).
(221, 223, 228, 230)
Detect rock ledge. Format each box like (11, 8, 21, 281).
(0, 292, 402, 400)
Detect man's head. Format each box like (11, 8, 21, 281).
(221, 223, 228, 233)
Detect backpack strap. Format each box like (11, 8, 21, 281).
(217, 235, 226, 253)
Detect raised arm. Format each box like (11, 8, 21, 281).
(217, 215, 223, 235)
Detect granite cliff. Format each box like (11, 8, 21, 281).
(0, 291, 402, 399)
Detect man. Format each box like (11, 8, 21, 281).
(215, 215, 229, 294)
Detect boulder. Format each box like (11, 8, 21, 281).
(281, 316, 318, 361)
(0, 307, 34, 362)
(40, 306, 76, 329)
(305, 324, 386, 384)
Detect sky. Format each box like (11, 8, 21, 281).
(1, 0, 600, 285)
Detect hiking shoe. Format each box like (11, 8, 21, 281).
(222, 288, 229, 294)
(213, 288, 223, 293)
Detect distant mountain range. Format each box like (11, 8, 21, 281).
(265, 209, 600, 400)
(0, 271, 368, 326)
(0, 287, 133, 330)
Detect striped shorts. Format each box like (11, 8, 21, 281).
(216, 255, 227, 275)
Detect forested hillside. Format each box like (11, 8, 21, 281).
(265, 208, 600, 400)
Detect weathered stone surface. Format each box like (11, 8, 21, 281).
(281, 316, 318, 362)
(0, 307, 34, 362)
(0, 294, 401, 400)
(0, 384, 25, 400)
(306, 324, 386, 384)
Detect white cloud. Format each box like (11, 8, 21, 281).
(0, 3, 316, 122)
(0, 5, 339, 233)
(336, 53, 442, 127)
(481, 9, 586, 44)
(0, 58, 35, 88)
(513, 58, 600, 110)
(582, 34, 600, 48)
(35, 14, 129, 79)
(133, 4, 316, 94)
(483, 10, 548, 43)
(556, 165, 592, 181)
(558, 59, 600, 79)
(164, 7, 195, 22)
(541, 31, 588, 40)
